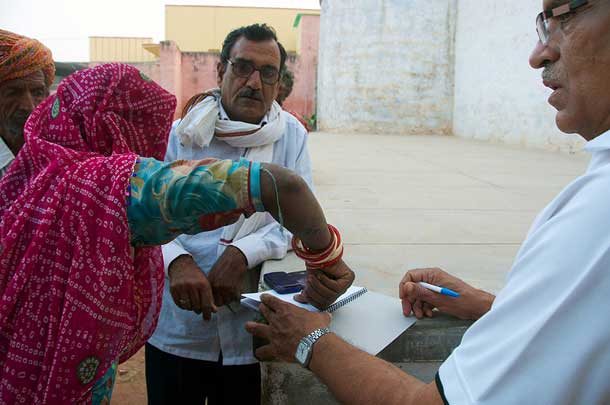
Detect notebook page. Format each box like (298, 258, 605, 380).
(241, 285, 366, 312)
(330, 290, 416, 355)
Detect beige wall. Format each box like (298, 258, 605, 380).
(89, 37, 157, 62)
(165, 5, 319, 53)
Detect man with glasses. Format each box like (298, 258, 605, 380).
(246, 1, 610, 404)
(145, 24, 332, 405)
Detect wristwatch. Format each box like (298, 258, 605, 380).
(295, 327, 331, 368)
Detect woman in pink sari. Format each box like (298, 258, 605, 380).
(0, 64, 353, 404)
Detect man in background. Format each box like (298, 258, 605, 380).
(0, 29, 54, 177)
(276, 67, 310, 132)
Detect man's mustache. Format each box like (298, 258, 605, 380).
(542, 63, 562, 83)
(238, 88, 263, 101)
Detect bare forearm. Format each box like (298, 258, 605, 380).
(260, 164, 331, 251)
(309, 334, 441, 405)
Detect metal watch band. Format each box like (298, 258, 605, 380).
(306, 327, 331, 343)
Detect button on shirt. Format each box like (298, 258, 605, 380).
(148, 109, 312, 365)
(438, 130, 610, 404)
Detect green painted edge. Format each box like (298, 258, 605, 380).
(293, 13, 302, 28)
(293, 13, 319, 28)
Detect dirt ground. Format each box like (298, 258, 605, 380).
(112, 348, 148, 404)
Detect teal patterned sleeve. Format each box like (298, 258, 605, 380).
(127, 157, 263, 246)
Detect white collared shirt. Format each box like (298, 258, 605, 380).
(0, 137, 15, 179)
(439, 130, 610, 404)
(148, 111, 312, 365)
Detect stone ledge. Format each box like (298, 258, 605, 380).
(259, 254, 473, 404)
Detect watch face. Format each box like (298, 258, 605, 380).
(295, 341, 310, 365)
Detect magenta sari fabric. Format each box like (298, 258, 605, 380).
(0, 63, 176, 404)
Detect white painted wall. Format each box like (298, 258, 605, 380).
(453, 1, 584, 152)
(317, 1, 586, 151)
(317, 0, 456, 134)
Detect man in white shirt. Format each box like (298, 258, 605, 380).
(246, 1, 610, 404)
(146, 24, 355, 405)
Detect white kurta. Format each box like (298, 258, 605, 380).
(148, 110, 312, 365)
(439, 130, 610, 404)
(0, 137, 15, 178)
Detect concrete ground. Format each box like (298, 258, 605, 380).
(112, 132, 590, 404)
(308, 132, 589, 296)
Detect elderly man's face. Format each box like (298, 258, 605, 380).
(529, 0, 610, 140)
(217, 37, 281, 124)
(0, 70, 49, 153)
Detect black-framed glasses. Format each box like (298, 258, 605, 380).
(227, 59, 281, 85)
(536, 0, 588, 45)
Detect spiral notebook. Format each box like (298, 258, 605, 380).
(241, 285, 367, 313)
(241, 286, 416, 355)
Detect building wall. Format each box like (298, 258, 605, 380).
(165, 5, 319, 53)
(452, 1, 583, 152)
(282, 15, 320, 120)
(89, 37, 157, 63)
(89, 13, 320, 122)
(317, 0, 456, 134)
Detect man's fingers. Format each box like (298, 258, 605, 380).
(188, 288, 202, 313)
(423, 302, 435, 318)
(259, 302, 278, 323)
(412, 299, 425, 319)
(260, 293, 285, 310)
(244, 321, 271, 340)
(254, 344, 276, 361)
(200, 283, 218, 320)
(402, 298, 413, 317)
(401, 281, 440, 306)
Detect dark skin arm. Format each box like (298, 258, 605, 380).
(259, 164, 355, 309)
(169, 163, 354, 316)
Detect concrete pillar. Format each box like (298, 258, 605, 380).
(317, 0, 456, 135)
(159, 41, 183, 118)
(285, 15, 320, 121)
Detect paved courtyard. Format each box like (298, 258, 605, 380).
(308, 132, 589, 296)
(112, 132, 590, 404)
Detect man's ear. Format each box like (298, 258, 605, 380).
(217, 62, 225, 87)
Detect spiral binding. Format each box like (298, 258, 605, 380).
(325, 287, 368, 313)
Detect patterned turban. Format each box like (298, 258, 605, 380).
(0, 29, 55, 87)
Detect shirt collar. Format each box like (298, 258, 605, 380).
(0, 136, 15, 168)
(584, 128, 610, 153)
(218, 100, 269, 125)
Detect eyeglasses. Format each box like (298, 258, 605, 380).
(227, 59, 281, 85)
(536, 0, 588, 45)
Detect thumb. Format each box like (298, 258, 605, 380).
(403, 282, 440, 305)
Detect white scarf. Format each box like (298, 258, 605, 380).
(176, 89, 286, 258)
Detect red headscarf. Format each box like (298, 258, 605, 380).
(0, 63, 176, 404)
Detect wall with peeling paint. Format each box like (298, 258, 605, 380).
(317, 1, 585, 151)
(452, 1, 584, 152)
(317, 0, 456, 135)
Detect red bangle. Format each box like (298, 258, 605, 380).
(292, 224, 343, 269)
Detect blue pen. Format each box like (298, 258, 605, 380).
(418, 282, 460, 298)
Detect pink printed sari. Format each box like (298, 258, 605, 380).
(0, 64, 176, 404)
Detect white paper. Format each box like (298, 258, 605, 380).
(241, 286, 416, 355)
